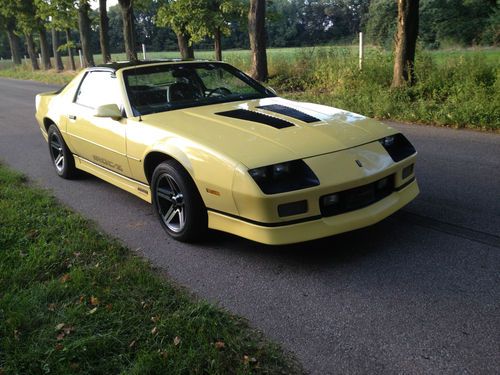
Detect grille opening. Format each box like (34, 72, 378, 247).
(320, 175, 395, 217)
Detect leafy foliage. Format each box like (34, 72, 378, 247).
(156, 0, 245, 44)
(365, 0, 499, 48)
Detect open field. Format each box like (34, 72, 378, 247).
(0, 163, 300, 374)
(0, 46, 498, 130)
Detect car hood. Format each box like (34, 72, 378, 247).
(142, 97, 397, 168)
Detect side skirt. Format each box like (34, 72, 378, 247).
(74, 155, 152, 203)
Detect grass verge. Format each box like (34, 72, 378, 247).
(0, 163, 301, 374)
(0, 46, 498, 131)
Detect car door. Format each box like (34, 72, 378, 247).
(66, 70, 131, 176)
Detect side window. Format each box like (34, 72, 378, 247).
(75, 71, 121, 109)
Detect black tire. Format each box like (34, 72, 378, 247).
(47, 124, 77, 179)
(151, 160, 207, 242)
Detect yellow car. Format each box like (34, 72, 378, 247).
(35, 60, 418, 245)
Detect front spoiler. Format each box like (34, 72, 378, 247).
(208, 178, 419, 245)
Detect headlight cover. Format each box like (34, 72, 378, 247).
(379, 133, 416, 162)
(248, 160, 320, 194)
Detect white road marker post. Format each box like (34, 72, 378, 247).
(38, 53, 42, 66)
(359, 32, 364, 71)
(78, 49, 83, 68)
(142, 44, 146, 60)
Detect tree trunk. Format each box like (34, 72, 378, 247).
(6, 30, 22, 65)
(52, 28, 64, 71)
(25, 33, 40, 70)
(248, 0, 268, 81)
(99, 0, 112, 63)
(214, 27, 222, 61)
(176, 33, 194, 59)
(118, 0, 137, 61)
(66, 29, 76, 70)
(78, 1, 95, 67)
(392, 0, 419, 88)
(39, 27, 52, 70)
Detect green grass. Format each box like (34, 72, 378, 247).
(0, 45, 499, 130)
(0, 163, 301, 374)
(271, 46, 500, 131)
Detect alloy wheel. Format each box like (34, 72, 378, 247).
(155, 173, 186, 233)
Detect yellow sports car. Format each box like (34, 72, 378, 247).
(35, 60, 418, 245)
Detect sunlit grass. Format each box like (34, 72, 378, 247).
(1, 45, 498, 130)
(0, 163, 301, 374)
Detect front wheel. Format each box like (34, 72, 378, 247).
(47, 124, 77, 179)
(151, 160, 207, 242)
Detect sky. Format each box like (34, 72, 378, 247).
(90, 0, 119, 10)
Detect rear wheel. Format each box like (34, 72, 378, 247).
(151, 160, 207, 242)
(47, 124, 76, 179)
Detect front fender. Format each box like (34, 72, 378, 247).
(143, 138, 241, 216)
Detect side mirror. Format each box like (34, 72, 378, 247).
(94, 104, 122, 120)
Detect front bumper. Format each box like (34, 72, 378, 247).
(208, 177, 419, 245)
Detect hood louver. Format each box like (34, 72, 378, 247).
(216, 109, 294, 129)
(257, 104, 320, 123)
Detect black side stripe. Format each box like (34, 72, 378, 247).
(215, 109, 294, 129)
(208, 208, 321, 227)
(257, 104, 320, 123)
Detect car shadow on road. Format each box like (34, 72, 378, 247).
(202, 216, 404, 268)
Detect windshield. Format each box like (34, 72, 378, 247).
(123, 62, 276, 116)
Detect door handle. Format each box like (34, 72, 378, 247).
(69, 115, 77, 120)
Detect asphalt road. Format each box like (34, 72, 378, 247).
(1, 77, 499, 374)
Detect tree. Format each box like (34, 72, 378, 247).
(157, 0, 244, 61)
(39, 26, 53, 69)
(99, 0, 112, 63)
(156, 3, 194, 59)
(78, 0, 95, 67)
(0, 13, 22, 65)
(248, 0, 267, 81)
(364, 0, 397, 47)
(52, 28, 65, 70)
(4, 0, 41, 70)
(392, 0, 419, 88)
(36, 0, 78, 70)
(26, 33, 41, 70)
(118, 0, 138, 61)
(65, 29, 77, 70)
